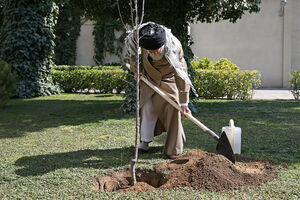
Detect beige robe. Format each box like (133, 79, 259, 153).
(130, 43, 190, 155)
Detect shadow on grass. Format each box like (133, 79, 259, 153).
(0, 97, 132, 139)
(15, 146, 164, 177)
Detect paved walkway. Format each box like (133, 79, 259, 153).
(252, 88, 294, 100)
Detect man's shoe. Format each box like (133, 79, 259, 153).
(168, 154, 179, 160)
(138, 141, 149, 152)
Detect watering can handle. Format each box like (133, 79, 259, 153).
(229, 119, 234, 127)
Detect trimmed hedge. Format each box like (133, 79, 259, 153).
(194, 69, 261, 99)
(53, 65, 123, 71)
(52, 62, 261, 100)
(51, 65, 127, 93)
(289, 70, 300, 100)
(192, 57, 261, 99)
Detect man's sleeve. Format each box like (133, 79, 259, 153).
(175, 44, 190, 105)
(126, 32, 139, 73)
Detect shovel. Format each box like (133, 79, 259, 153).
(125, 64, 235, 163)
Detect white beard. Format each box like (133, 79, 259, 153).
(149, 52, 164, 61)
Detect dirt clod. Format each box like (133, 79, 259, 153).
(93, 150, 277, 193)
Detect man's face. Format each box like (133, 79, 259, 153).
(148, 45, 164, 60)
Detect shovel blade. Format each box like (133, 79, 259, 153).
(216, 131, 235, 163)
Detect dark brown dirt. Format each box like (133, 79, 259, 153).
(92, 150, 277, 193)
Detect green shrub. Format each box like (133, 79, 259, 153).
(213, 58, 239, 70)
(191, 57, 260, 99)
(193, 69, 261, 100)
(0, 61, 18, 107)
(289, 70, 300, 100)
(121, 70, 136, 113)
(191, 57, 213, 70)
(191, 57, 239, 71)
(51, 65, 127, 93)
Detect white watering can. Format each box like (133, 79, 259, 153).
(222, 119, 242, 154)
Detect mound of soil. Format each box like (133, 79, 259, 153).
(92, 150, 277, 193)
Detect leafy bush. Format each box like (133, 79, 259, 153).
(214, 58, 239, 70)
(0, 61, 18, 107)
(0, 0, 3, 48)
(192, 57, 261, 99)
(289, 70, 300, 100)
(51, 65, 127, 93)
(191, 57, 239, 71)
(121, 70, 136, 113)
(0, 0, 59, 98)
(191, 57, 213, 70)
(194, 69, 261, 99)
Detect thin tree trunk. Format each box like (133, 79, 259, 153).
(130, 0, 141, 186)
(118, 0, 145, 186)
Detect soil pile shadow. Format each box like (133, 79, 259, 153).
(92, 150, 277, 193)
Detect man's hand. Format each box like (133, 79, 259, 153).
(181, 105, 191, 116)
(134, 73, 143, 80)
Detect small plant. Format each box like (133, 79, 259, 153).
(191, 57, 213, 70)
(191, 57, 239, 71)
(289, 70, 300, 100)
(0, 61, 18, 107)
(213, 58, 239, 71)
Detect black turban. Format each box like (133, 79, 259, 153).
(139, 23, 166, 50)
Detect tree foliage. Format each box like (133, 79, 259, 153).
(54, 3, 81, 65)
(0, 61, 18, 107)
(0, 0, 60, 97)
(93, 19, 127, 65)
(0, 0, 3, 48)
(59, 0, 261, 47)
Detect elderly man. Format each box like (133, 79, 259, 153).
(125, 22, 196, 159)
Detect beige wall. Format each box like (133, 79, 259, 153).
(292, 0, 300, 71)
(75, 20, 96, 66)
(190, 0, 298, 88)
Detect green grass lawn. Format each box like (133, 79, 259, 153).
(0, 94, 299, 199)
